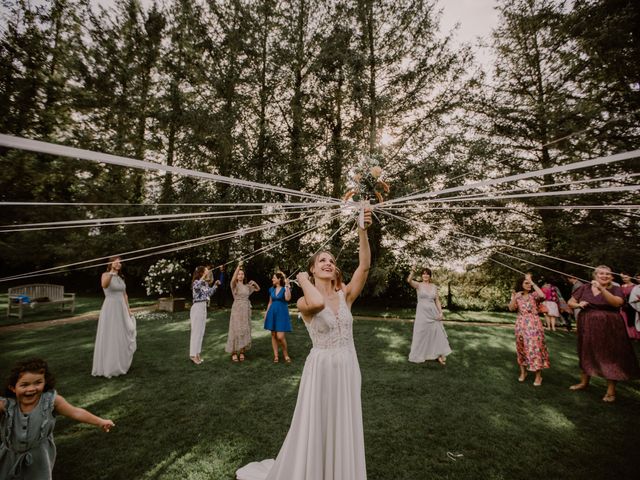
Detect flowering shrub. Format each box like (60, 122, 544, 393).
(144, 259, 189, 297)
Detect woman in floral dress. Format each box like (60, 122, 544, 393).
(508, 274, 550, 386)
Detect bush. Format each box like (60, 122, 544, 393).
(144, 259, 189, 297)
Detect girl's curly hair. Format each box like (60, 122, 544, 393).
(4, 358, 55, 397)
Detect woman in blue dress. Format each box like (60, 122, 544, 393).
(264, 272, 292, 363)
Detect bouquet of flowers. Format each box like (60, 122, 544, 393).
(343, 154, 390, 205)
(144, 259, 189, 297)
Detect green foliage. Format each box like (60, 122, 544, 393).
(0, 0, 638, 300)
(144, 259, 189, 297)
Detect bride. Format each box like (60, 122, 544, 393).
(236, 209, 372, 480)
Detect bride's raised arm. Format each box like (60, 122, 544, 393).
(345, 209, 372, 305)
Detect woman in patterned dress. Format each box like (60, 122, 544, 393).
(225, 263, 260, 362)
(189, 266, 220, 365)
(508, 274, 550, 386)
(568, 265, 640, 402)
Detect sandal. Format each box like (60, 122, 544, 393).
(190, 356, 201, 365)
(438, 356, 446, 366)
(533, 378, 543, 387)
(284, 356, 292, 364)
(239, 353, 245, 362)
(602, 393, 616, 403)
(273, 356, 279, 363)
(231, 353, 239, 363)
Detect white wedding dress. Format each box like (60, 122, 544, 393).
(236, 290, 367, 480)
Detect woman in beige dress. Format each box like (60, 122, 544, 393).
(407, 267, 451, 365)
(225, 263, 260, 362)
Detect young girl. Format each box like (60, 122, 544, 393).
(236, 209, 372, 480)
(0, 358, 114, 479)
(263, 272, 293, 363)
(540, 280, 561, 331)
(189, 266, 221, 365)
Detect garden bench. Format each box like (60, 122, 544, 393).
(7, 284, 76, 319)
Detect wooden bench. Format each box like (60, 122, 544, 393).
(7, 284, 76, 319)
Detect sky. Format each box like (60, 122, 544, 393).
(439, 0, 500, 70)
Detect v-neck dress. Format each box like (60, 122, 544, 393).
(264, 287, 292, 332)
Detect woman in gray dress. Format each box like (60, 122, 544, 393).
(92, 256, 137, 378)
(407, 267, 452, 365)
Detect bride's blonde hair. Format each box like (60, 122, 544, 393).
(307, 250, 339, 290)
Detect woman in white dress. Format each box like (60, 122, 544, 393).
(92, 256, 137, 378)
(407, 267, 451, 365)
(236, 209, 372, 480)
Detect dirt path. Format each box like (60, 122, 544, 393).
(0, 306, 156, 335)
(352, 315, 516, 328)
(1, 306, 522, 335)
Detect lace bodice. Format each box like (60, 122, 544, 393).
(305, 291, 355, 350)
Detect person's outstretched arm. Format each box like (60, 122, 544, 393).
(345, 209, 372, 305)
(54, 394, 114, 432)
(406, 269, 419, 289)
(231, 263, 241, 289)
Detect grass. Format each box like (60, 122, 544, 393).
(0, 310, 638, 480)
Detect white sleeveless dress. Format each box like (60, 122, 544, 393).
(92, 275, 137, 377)
(408, 283, 452, 363)
(236, 290, 367, 480)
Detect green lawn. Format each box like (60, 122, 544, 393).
(0, 310, 638, 480)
